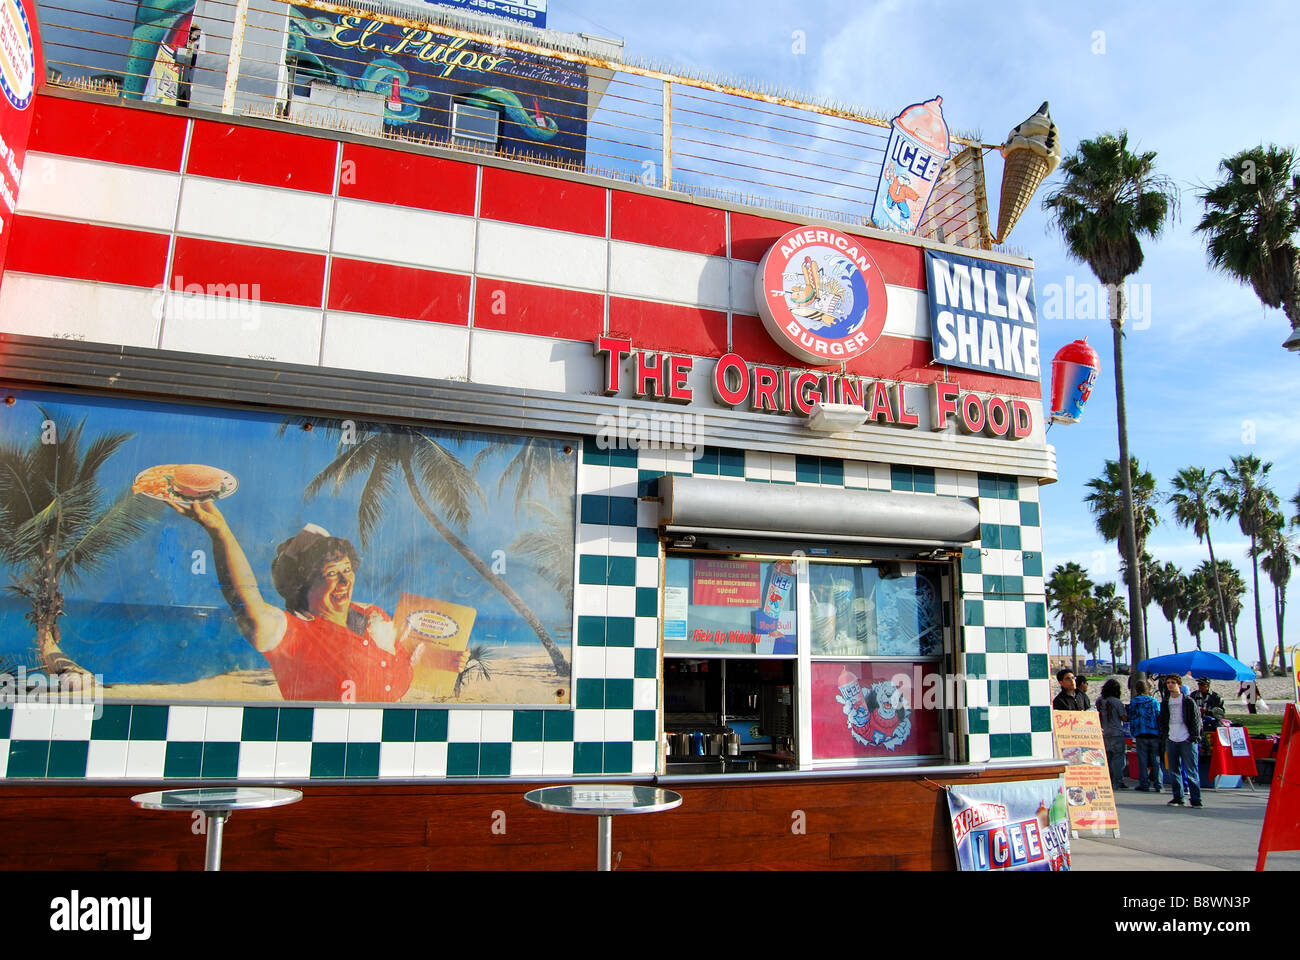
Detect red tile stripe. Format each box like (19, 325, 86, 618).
(474, 278, 602, 341)
(186, 121, 337, 194)
(28, 95, 187, 172)
(5, 216, 169, 288)
(479, 166, 605, 237)
(611, 191, 726, 256)
(339, 143, 477, 216)
(329, 258, 470, 325)
(170, 237, 326, 308)
(609, 297, 728, 358)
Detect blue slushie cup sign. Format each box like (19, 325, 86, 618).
(872, 96, 951, 235)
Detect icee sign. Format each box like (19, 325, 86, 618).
(925, 250, 1040, 382)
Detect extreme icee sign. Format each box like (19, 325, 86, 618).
(925, 249, 1040, 382)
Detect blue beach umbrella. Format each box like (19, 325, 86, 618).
(1136, 650, 1256, 682)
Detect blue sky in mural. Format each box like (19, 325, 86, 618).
(0, 391, 574, 682)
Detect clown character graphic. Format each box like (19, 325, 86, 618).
(881, 164, 922, 222)
(837, 676, 913, 750)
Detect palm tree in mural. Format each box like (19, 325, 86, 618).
(1089, 582, 1129, 670)
(1256, 512, 1298, 675)
(1217, 455, 1280, 674)
(1044, 132, 1179, 683)
(1046, 562, 1094, 675)
(1196, 145, 1300, 347)
(1084, 458, 1159, 660)
(454, 644, 494, 697)
(1168, 466, 1233, 654)
(1149, 560, 1186, 655)
(284, 418, 571, 677)
(0, 411, 157, 677)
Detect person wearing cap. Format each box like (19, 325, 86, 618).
(1190, 677, 1225, 731)
(1159, 674, 1204, 808)
(171, 498, 464, 701)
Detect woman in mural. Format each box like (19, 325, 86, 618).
(171, 497, 463, 702)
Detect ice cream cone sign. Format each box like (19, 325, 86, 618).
(995, 102, 1061, 244)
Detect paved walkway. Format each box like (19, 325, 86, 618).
(1070, 780, 1300, 871)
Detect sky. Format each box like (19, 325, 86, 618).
(536, 0, 1300, 666)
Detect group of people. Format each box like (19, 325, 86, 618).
(1053, 669, 1233, 810)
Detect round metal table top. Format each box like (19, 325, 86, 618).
(131, 787, 303, 813)
(523, 784, 682, 816)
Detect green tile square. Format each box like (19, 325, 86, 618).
(1031, 706, 1052, 732)
(964, 601, 984, 626)
(544, 710, 574, 742)
(983, 574, 1004, 597)
(961, 548, 982, 574)
(1000, 476, 1019, 500)
(967, 708, 989, 735)
(990, 733, 1013, 759)
(890, 464, 913, 491)
(796, 455, 821, 484)
(6, 741, 49, 777)
(1009, 679, 1031, 707)
(604, 742, 633, 773)
(276, 708, 314, 742)
(381, 709, 416, 742)
(414, 709, 448, 742)
(1002, 575, 1024, 596)
(1028, 654, 1049, 679)
(446, 742, 479, 776)
(1022, 552, 1043, 577)
(345, 742, 380, 778)
(91, 704, 131, 740)
(609, 497, 638, 527)
(202, 742, 240, 779)
(576, 678, 604, 709)
(608, 556, 636, 587)
(1020, 501, 1041, 527)
(988, 680, 1010, 707)
(241, 707, 279, 742)
(47, 740, 89, 778)
(479, 742, 511, 776)
(694, 447, 720, 476)
(978, 473, 1000, 500)
(1006, 628, 1028, 654)
(980, 524, 1002, 549)
(129, 705, 169, 741)
(605, 679, 633, 710)
(719, 448, 745, 477)
(582, 436, 610, 466)
(608, 445, 638, 468)
(580, 494, 609, 525)
(819, 458, 843, 486)
(513, 711, 544, 742)
(605, 617, 635, 647)
(1001, 524, 1022, 551)
(164, 741, 204, 778)
(985, 627, 1006, 653)
(577, 615, 606, 646)
(309, 742, 346, 778)
(633, 710, 656, 741)
(637, 473, 660, 498)
(637, 527, 659, 557)
(1009, 733, 1033, 757)
(578, 554, 608, 585)
(635, 587, 658, 617)
(574, 741, 603, 774)
(965, 653, 986, 677)
(913, 467, 935, 494)
(1026, 603, 1047, 628)
(0, 709, 9, 739)
(634, 648, 658, 679)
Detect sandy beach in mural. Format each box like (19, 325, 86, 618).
(100, 650, 570, 705)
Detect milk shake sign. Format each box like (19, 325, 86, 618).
(926, 249, 1040, 381)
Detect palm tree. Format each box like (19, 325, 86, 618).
(287, 418, 571, 677)
(1217, 455, 1280, 675)
(0, 410, 157, 676)
(1196, 559, 1245, 658)
(1196, 145, 1300, 346)
(1046, 562, 1094, 675)
(1169, 466, 1232, 653)
(1044, 132, 1179, 685)
(1257, 512, 1298, 675)
(1183, 571, 1210, 651)
(1149, 560, 1186, 654)
(453, 644, 494, 697)
(1089, 582, 1129, 670)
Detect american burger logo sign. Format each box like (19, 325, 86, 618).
(754, 226, 889, 363)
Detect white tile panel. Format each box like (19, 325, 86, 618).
(572, 709, 604, 741)
(605, 710, 633, 741)
(510, 741, 544, 776)
(333, 199, 475, 272)
(730, 259, 757, 315)
(273, 741, 312, 778)
(411, 741, 448, 777)
(167, 706, 207, 740)
(378, 742, 416, 778)
(18, 154, 180, 231)
(476, 220, 607, 291)
(881, 284, 928, 341)
(573, 646, 605, 680)
(160, 294, 322, 365)
(633, 678, 656, 710)
(447, 710, 482, 741)
(346, 709, 384, 742)
(632, 740, 656, 774)
(604, 647, 635, 679)
(49, 706, 95, 741)
(85, 740, 130, 778)
(205, 707, 244, 741)
(8, 705, 53, 740)
(469, 329, 603, 393)
(311, 709, 349, 742)
(0, 275, 161, 347)
(125, 740, 167, 778)
(321, 311, 469, 381)
(178, 177, 333, 251)
(609, 241, 729, 310)
(237, 741, 278, 778)
(480, 711, 513, 742)
(541, 740, 573, 775)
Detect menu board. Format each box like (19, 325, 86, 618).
(1051, 710, 1120, 834)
